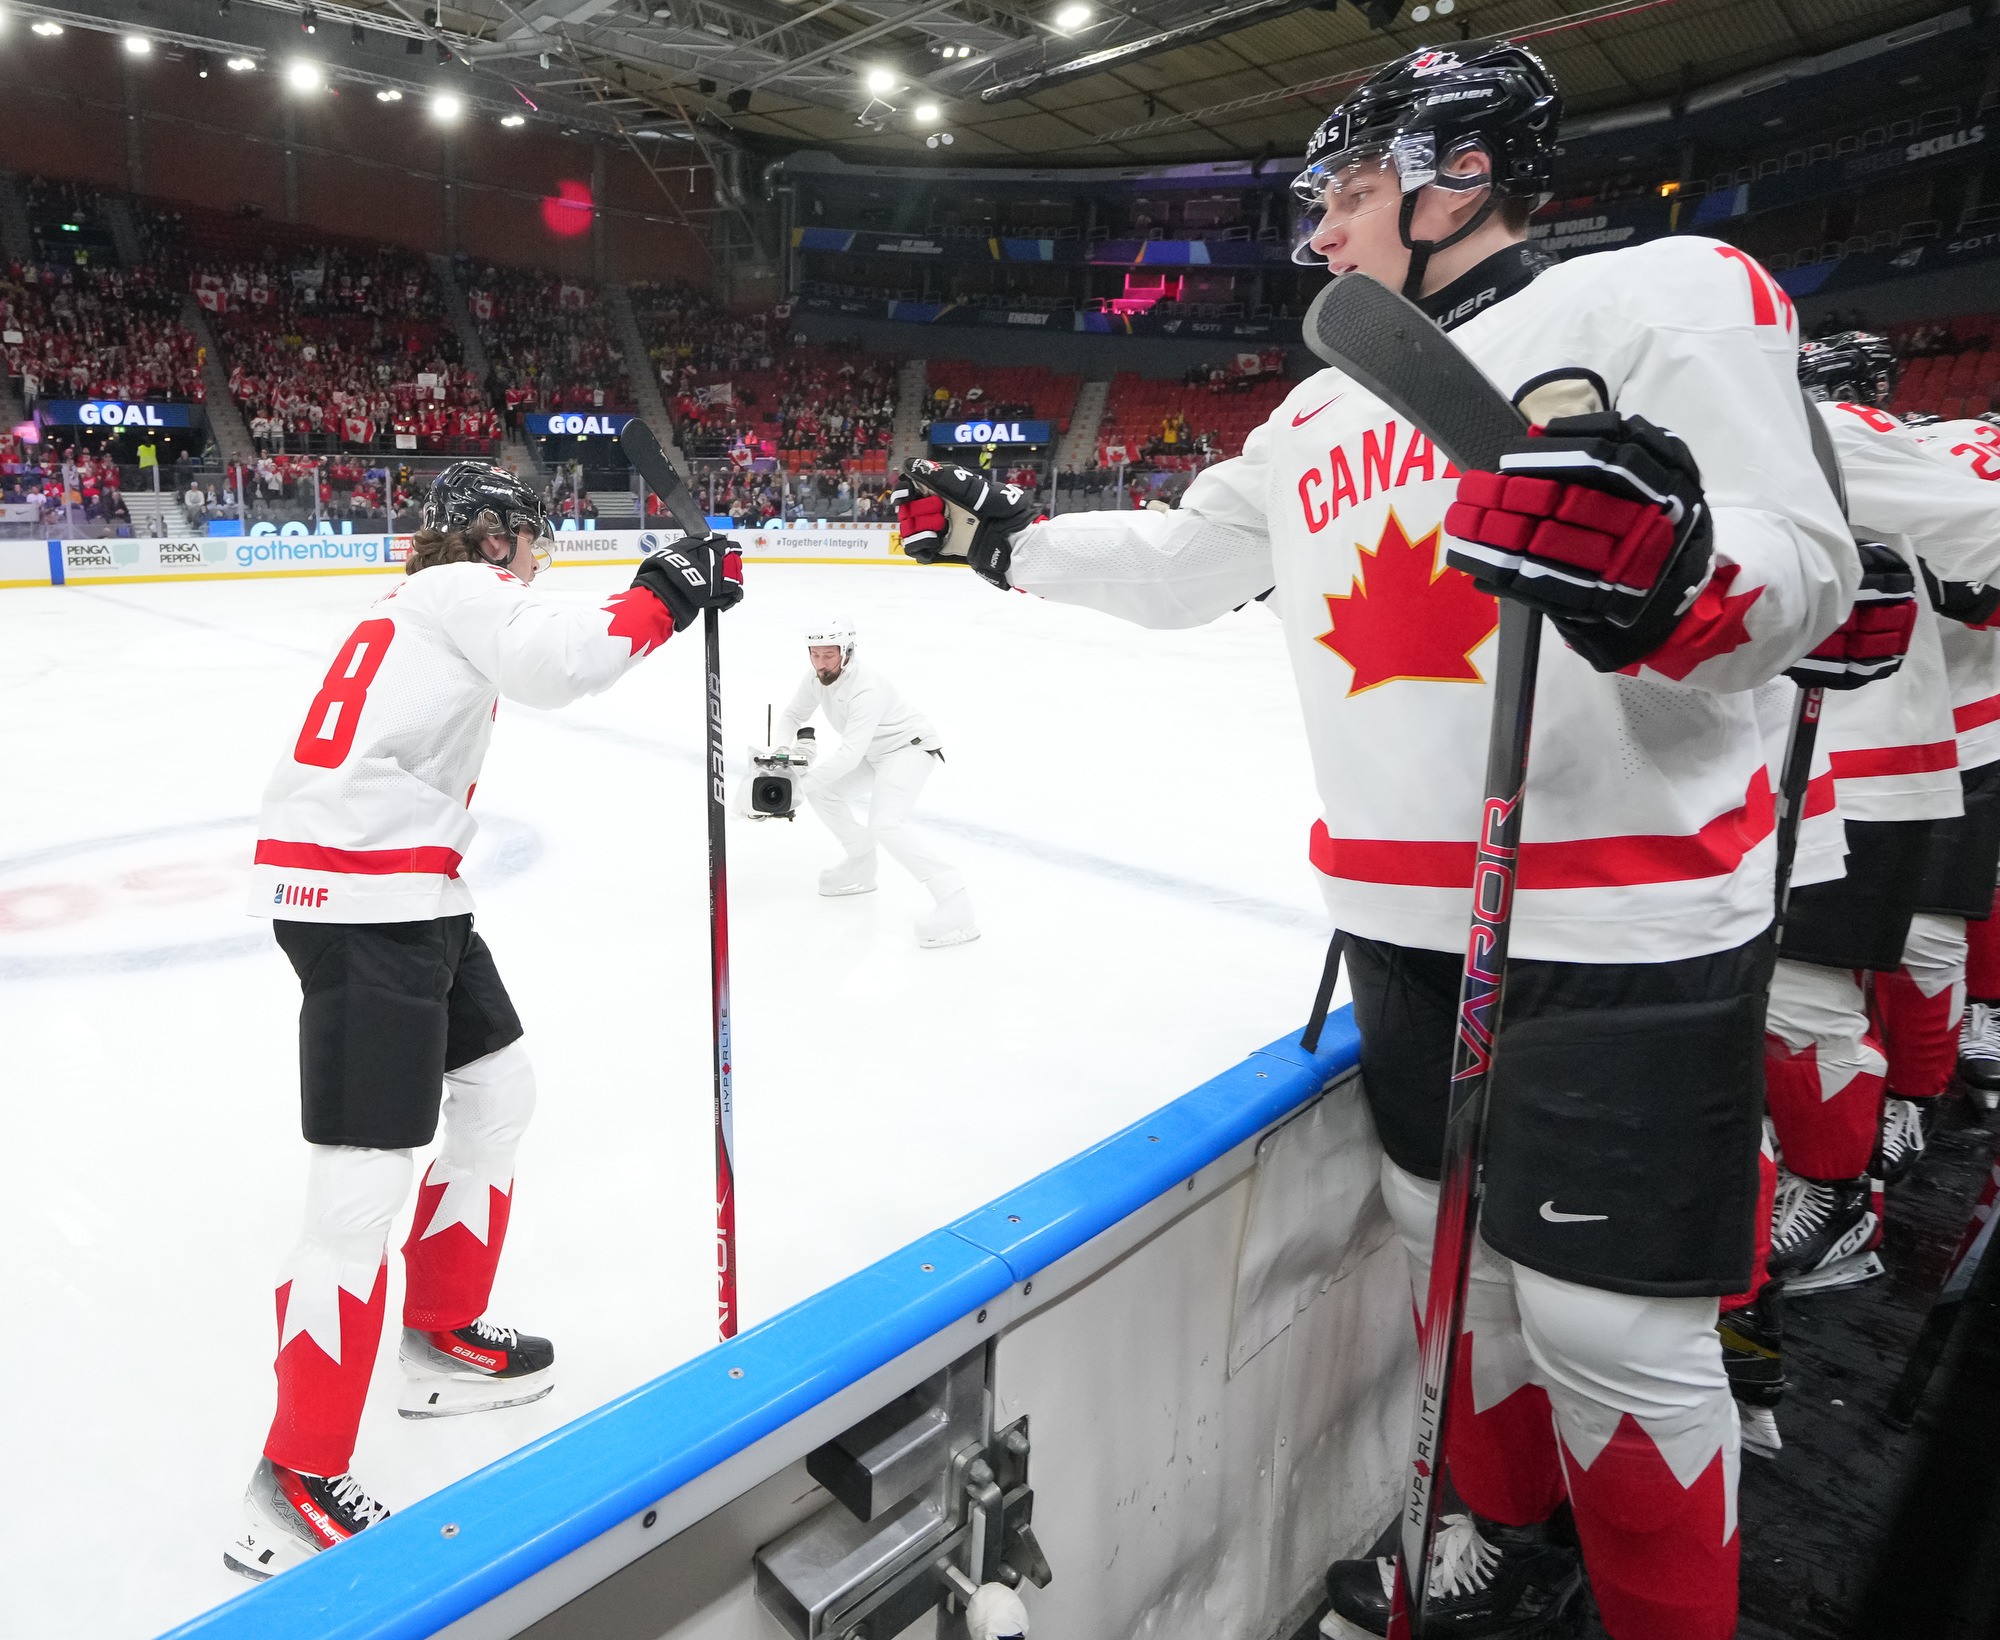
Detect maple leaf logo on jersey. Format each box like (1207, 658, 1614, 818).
(1316, 510, 1499, 695)
(603, 586, 675, 656)
(1615, 562, 1762, 682)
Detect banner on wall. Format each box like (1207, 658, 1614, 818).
(1, 527, 909, 587)
(40, 400, 197, 428)
(526, 412, 636, 437)
(931, 419, 1052, 446)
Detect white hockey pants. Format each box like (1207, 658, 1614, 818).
(808, 744, 959, 893)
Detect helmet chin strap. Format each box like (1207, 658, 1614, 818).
(1395, 174, 1499, 300)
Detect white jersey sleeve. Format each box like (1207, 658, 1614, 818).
(1819, 403, 2000, 585)
(427, 565, 676, 709)
(1006, 423, 1276, 628)
(1457, 237, 1856, 695)
(775, 672, 820, 745)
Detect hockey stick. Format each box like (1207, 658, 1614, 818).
(1304, 275, 1538, 1640)
(620, 418, 740, 1341)
(1772, 393, 1848, 921)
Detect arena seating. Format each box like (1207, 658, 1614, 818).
(923, 360, 1079, 434)
(1, 260, 204, 407)
(673, 343, 896, 479)
(1889, 314, 2000, 419)
(1095, 368, 1291, 466)
(464, 265, 633, 416)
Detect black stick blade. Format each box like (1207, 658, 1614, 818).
(1302, 275, 1524, 473)
(619, 417, 710, 540)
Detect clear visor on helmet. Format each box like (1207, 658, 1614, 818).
(1289, 133, 1492, 267)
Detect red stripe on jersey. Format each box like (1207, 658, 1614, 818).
(1826, 741, 1958, 780)
(1804, 768, 1836, 819)
(1954, 693, 2000, 735)
(1308, 770, 1775, 891)
(255, 839, 463, 877)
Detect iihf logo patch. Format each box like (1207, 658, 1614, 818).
(1410, 49, 1462, 76)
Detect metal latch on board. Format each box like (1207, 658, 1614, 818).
(754, 1351, 1052, 1639)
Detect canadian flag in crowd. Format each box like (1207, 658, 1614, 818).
(558, 283, 588, 310)
(195, 287, 225, 313)
(343, 416, 371, 444)
(471, 292, 495, 321)
(1235, 351, 1261, 375)
(249, 284, 271, 307)
(1101, 441, 1129, 465)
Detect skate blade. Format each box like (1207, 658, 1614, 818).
(1785, 1250, 1885, 1294)
(397, 1370, 554, 1419)
(223, 1523, 309, 1582)
(818, 882, 877, 897)
(917, 925, 980, 948)
(1320, 1614, 1383, 1640)
(1739, 1405, 1783, 1456)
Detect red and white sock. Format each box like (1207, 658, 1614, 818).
(265, 1146, 414, 1478)
(1873, 912, 1968, 1103)
(1518, 1268, 1741, 1640)
(1764, 958, 1886, 1179)
(403, 1040, 536, 1333)
(1966, 887, 2000, 999)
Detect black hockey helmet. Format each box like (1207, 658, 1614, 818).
(1291, 39, 1561, 288)
(421, 461, 553, 556)
(1796, 331, 1901, 409)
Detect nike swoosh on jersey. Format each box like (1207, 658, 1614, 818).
(1292, 395, 1344, 426)
(1539, 1200, 1609, 1223)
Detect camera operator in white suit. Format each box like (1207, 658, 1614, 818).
(775, 616, 978, 948)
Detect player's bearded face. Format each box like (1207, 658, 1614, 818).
(809, 644, 844, 684)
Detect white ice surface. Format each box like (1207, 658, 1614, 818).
(0, 562, 1350, 1639)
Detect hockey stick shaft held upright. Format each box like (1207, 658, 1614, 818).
(1397, 601, 1542, 1638)
(618, 419, 737, 1340)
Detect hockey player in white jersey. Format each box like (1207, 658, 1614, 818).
(768, 616, 977, 947)
(893, 41, 1896, 1640)
(225, 462, 743, 1581)
(1762, 341, 2000, 1299)
(1907, 412, 2000, 1106)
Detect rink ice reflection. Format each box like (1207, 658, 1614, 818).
(0, 563, 1336, 1638)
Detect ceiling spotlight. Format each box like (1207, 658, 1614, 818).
(925, 131, 954, 148)
(32, 19, 64, 35)
(300, 5, 317, 34)
(351, 21, 365, 44)
(865, 67, 896, 93)
(376, 87, 402, 100)
(915, 103, 939, 122)
(431, 92, 463, 121)
(435, 40, 451, 63)
(501, 113, 525, 126)
(1410, 3, 1429, 15)
(538, 52, 551, 67)
(226, 55, 256, 70)
(726, 87, 752, 113)
(286, 58, 322, 90)
(1055, 3, 1090, 28)
(1436, 0, 1454, 11)
(197, 52, 214, 77)
(217, 0, 230, 12)
(124, 33, 152, 55)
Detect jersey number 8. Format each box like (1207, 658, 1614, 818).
(294, 619, 396, 769)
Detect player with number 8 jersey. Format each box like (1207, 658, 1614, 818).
(226, 464, 743, 1584)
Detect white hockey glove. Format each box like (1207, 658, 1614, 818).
(892, 458, 1035, 590)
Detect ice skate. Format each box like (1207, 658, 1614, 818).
(916, 875, 979, 948)
(1877, 1095, 1931, 1183)
(1320, 1512, 1583, 1639)
(818, 854, 878, 897)
(1957, 1000, 2000, 1111)
(1718, 1284, 1785, 1456)
(397, 1317, 554, 1418)
(1768, 1173, 1883, 1293)
(223, 1456, 389, 1581)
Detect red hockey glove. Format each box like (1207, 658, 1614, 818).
(632, 537, 743, 630)
(1786, 541, 1916, 689)
(892, 458, 1034, 590)
(1445, 412, 1713, 673)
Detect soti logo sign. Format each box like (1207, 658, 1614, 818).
(43, 399, 196, 428)
(527, 412, 636, 437)
(933, 419, 1051, 446)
